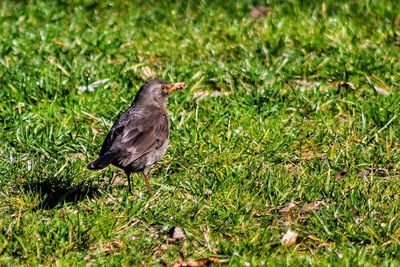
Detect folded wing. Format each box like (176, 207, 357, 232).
(97, 110, 169, 168)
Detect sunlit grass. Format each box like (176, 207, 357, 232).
(1, 0, 400, 265)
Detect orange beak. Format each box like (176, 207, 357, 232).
(163, 82, 186, 93)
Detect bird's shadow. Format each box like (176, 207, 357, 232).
(22, 176, 104, 210)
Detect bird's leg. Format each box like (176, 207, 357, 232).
(142, 169, 152, 194)
(125, 170, 133, 195)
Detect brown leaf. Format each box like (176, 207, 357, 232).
(337, 81, 355, 91)
(168, 227, 186, 243)
(300, 150, 323, 161)
(365, 75, 391, 95)
(90, 125, 105, 136)
(209, 256, 229, 264)
(279, 202, 297, 213)
(72, 152, 86, 161)
(302, 200, 326, 212)
(104, 196, 122, 205)
(251, 6, 270, 18)
(355, 214, 367, 224)
(59, 208, 67, 218)
(141, 66, 157, 80)
(172, 257, 229, 267)
(335, 167, 348, 180)
(281, 230, 298, 246)
(358, 166, 388, 178)
(283, 163, 299, 173)
(203, 189, 212, 196)
(185, 259, 209, 267)
(295, 80, 319, 86)
(102, 238, 124, 253)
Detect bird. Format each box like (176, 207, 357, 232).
(88, 79, 186, 194)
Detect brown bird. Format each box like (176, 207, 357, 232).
(88, 79, 186, 194)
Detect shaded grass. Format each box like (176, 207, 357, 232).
(1, 0, 400, 265)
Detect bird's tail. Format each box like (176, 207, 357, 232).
(87, 153, 115, 170)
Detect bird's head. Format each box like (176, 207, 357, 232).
(134, 79, 186, 106)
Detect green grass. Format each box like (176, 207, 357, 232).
(1, 0, 400, 265)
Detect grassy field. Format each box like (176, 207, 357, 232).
(1, 0, 400, 265)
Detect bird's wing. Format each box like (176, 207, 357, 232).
(99, 113, 127, 156)
(100, 109, 169, 167)
(120, 113, 169, 167)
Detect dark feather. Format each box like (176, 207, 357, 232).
(87, 153, 116, 170)
(98, 106, 169, 168)
(121, 114, 169, 167)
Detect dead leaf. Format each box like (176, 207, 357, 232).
(168, 227, 186, 243)
(78, 78, 109, 92)
(336, 81, 355, 91)
(251, 6, 270, 18)
(295, 80, 318, 86)
(302, 200, 326, 212)
(283, 163, 299, 173)
(104, 196, 122, 205)
(107, 57, 128, 64)
(141, 66, 157, 80)
(148, 225, 162, 239)
(209, 257, 230, 264)
(365, 74, 391, 95)
(358, 166, 388, 178)
(355, 214, 367, 224)
(294, 80, 321, 91)
(102, 238, 124, 253)
(335, 167, 348, 180)
(171, 253, 229, 267)
(279, 202, 297, 213)
(154, 244, 168, 259)
(72, 152, 86, 161)
(203, 189, 212, 196)
(59, 208, 66, 218)
(300, 150, 323, 161)
(281, 230, 298, 246)
(172, 258, 208, 267)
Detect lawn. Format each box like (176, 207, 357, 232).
(1, 0, 400, 265)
